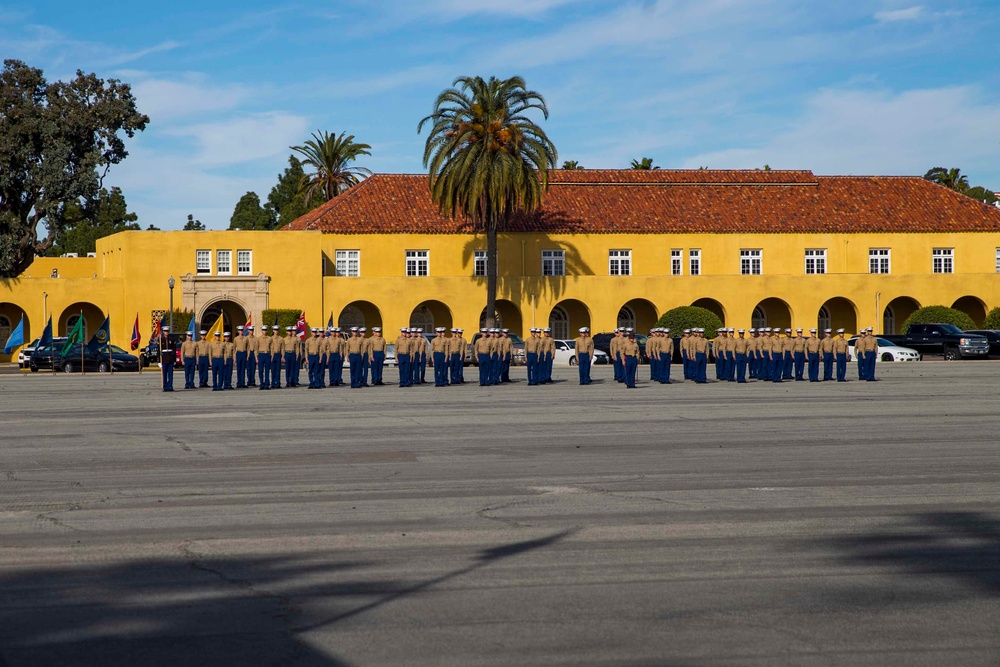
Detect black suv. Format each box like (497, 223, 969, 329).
(591, 332, 649, 364)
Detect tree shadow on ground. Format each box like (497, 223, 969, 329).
(0, 531, 572, 667)
(805, 511, 1000, 596)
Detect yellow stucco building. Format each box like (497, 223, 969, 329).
(2, 169, 999, 359)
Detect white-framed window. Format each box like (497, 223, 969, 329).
(542, 249, 565, 276)
(869, 248, 890, 274)
(996, 248, 1000, 273)
(617, 306, 636, 330)
(740, 249, 762, 275)
(406, 250, 429, 277)
(335, 250, 360, 277)
(608, 249, 632, 276)
(216, 250, 232, 275)
(196, 249, 211, 274)
(804, 249, 827, 275)
(689, 249, 701, 276)
(752, 306, 766, 329)
(237, 250, 252, 275)
(671, 249, 682, 276)
(549, 305, 569, 340)
(473, 250, 487, 277)
(932, 248, 953, 274)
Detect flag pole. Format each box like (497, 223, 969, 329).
(52, 315, 57, 377)
(107, 312, 112, 376)
(80, 309, 85, 376)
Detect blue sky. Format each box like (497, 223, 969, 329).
(3, 0, 999, 230)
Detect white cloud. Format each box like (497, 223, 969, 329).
(164, 113, 310, 167)
(422, 0, 581, 18)
(129, 73, 256, 122)
(680, 85, 1000, 179)
(874, 6, 923, 22)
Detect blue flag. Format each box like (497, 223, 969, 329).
(32, 316, 53, 361)
(88, 316, 111, 353)
(3, 315, 24, 354)
(327, 313, 333, 329)
(187, 316, 196, 339)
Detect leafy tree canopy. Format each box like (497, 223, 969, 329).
(630, 157, 659, 170)
(900, 305, 975, 334)
(266, 155, 325, 228)
(292, 131, 372, 203)
(983, 307, 1000, 330)
(49, 187, 139, 255)
(228, 192, 271, 230)
(561, 160, 584, 170)
(655, 306, 723, 335)
(0, 59, 148, 276)
(183, 214, 205, 231)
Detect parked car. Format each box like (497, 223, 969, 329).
(964, 330, 1000, 356)
(61, 343, 141, 373)
(467, 332, 527, 366)
(592, 332, 649, 363)
(23, 338, 68, 371)
(881, 323, 989, 360)
(143, 333, 185, 366)
(553, 339, 609, 366)
(847, 337, 921, 363)
(384, 344, 398, 366)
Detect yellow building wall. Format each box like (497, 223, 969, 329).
(3, 228, 999, 361)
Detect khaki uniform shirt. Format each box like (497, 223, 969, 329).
(306, 336, 323, 355)
(805, 337, 821, 354)
(574, 336, 594, 361)
(181, 340, 198, 359)
(692, 336, 709, 354)
(473, 336, 491, 355)
(223, 341, 235, 360)
(234, 335, 249, 353)
(282, 336, 297, 354)
(395, 336, 410, 355)
(792, 336, 807, 353)
(346, 336, 364, 355)
(209, 340, 225, 359)
(734, 337, 749, 354)
(430, 336, 449, 353)
(820, 337, 835, 353)
(196, 340, 210, 358)
(622, 338, 640, 358)
(834, 337, 849, 354)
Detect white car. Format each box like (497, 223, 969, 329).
(848, 336, 921, 362)
(554, 339, 609, 366)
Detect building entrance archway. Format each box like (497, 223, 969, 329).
(411, 300, 453, 332)
(952, 295, 987, 327)
(338, 301, 382, 331)
(752, 298, 791, 332)
(550, 299, 590, 339)
(0, 302, 29, 359)
(480, 300, 523, 336)
(619, 298, 658, 332)
(691, 298, 726, 326)
(199, 300, 249, 335)
(819, 297, 858, 334)
(883, 296, 920, 334)
(59, 302, 104, 340)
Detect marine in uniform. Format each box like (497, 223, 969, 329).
(431, 327, 450, 386)
(447, 328, 461, 384)
(692, 328, 709, 383)
(369, 327, 386, 385)
(257, 326, 272, 389)
(573, 327, 594, 385)
(680, 329, 692, 379)
(647, 329, 660, 382)
(734, 329, 749, 383)
(725, 328, 737, 381)
(658, 328, 673, 384)
(245, 325, 257, 387)
(759, 328, 772, 381)
(269, 326, 283, 389)
(223, 331, 235, 389)
(541, 328, 555, 384)
(864, 327, 878, 381)
(283, 326, 298, 388)
(525, 328, 540, 385)
(820, 329, 835, 381)
(781, 329, 794, 379)
(234, 325, 248, 388)
(396, 328, 411, 387)
(181, 331, 198, 389)
(771, 329, 785, 383)
(209, 331, 225, 391)
(610, 328, 624, 383)
(713, 329, 725, 380)
(346, 327, 364, 388)
(331, 327, 346, 386)
(489, 329, 502, 385)
(834, 328, 849, 382)
(500, 329, 513, 383)
(358, 327, 371, 387)
(196, 330, 210, 388)
(792, 329, 806, 381)
(621, 329, 640, 388)
(805, 329, 821, 382)
(306, 327, 323, 388)
(160, 326, 176, 391)
(856, 328, 869, 380)
(474, 328, 491, 386)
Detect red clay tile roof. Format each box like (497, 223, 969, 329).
(284, 169, 1000, 234)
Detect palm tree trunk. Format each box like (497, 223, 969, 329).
(486, 219, 498, 329)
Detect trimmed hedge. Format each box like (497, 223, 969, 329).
(982, 307, 1000, 330)
(900, 305, 975, 334)
(261, 309, 303, 336)
(162, 309, 194, 333)
(655, 306, 723, 336)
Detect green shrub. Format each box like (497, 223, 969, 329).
(161, 309, 194, 333)
(900, 305, 975, 334)
(655, 306, 723, 336)
(262, 309, 303, 336)
(982, 306, 1000, 330)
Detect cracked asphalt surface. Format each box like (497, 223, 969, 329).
(1, 362, 998, 666)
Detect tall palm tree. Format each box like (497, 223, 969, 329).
(418, 75, 557, 328)
(291, 130, 372, 202)
(923, 167, 969, 193)
(630, 157, 659, 170)
(561, 160, 584, 170)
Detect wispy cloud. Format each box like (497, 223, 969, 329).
(874, 6, 923, 22)
(101, 40, 181, 67)
(128, 73, 257, 122)
(163, 112, 310, 167)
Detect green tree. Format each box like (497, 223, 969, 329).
(265, 155, 325, 228)
(982, 307, 1000, 330)
(923, 167, 969, 192)
(630, 157, 659, 170)
(145, 224, 160, 231)
(261, 309, 303, 334)
(228, 192, 271, 230)
(183, 214, 205, 231)
(291, 131, 372, 203)
(50, 187, 139, 255)
(655, 306, 723, 336)
(900, 305, 975, 334)
(418, 75, 557, 328)
(561, 160, 584, 170)
(965, 185, 998, 205)
(0, 59, 148, 276)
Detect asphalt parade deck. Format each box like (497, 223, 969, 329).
(1, 362, 998, 666)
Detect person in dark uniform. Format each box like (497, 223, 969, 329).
(160, 326, 176, 391)
(805, 328, 821, 382)
(525, 328, 540, 385)
(500, 329, 513, 383)
(306, 327, 322, 388)
(693, 328, 709, 384)
(234, 325, 247, 388)
(659, 328, 673, 384)
(474, 329, 491, 386)
(369, 327, 386, 385)
(346, 327, 364, 388)
(431, 327, 449, 386)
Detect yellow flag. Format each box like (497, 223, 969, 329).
(206, 313, 225, 339)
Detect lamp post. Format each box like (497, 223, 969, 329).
(42, 292, 47, 323)
(168, 277, 175, 332)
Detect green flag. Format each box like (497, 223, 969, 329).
(61, 317, 86, 356)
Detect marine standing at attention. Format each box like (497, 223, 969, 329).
(573, 327, 594, 385)
(621, 329, 640, 388)
(821, 329, 835, 381)
(474, 329, 492, 386)
(160, 326, 175, 391)
(346, 327, 364, 388)
(396, 328, 411, 388)
(234, 325, 248, 388)
(500, 329, 513, 383)
(196, 330, 210, 388)
(524, 328, 540, 385)
(306, 327, 323, 388)
(805, 328, 821, 382)
(256, 326, 271, 390)
(209, 331, 225, 391)
(222, 331, 235, 389)
(245, 325, 257, 387)
(368, 327, 386, 386)
(181, 330, 198, 389)
(540, 328, 555, 384)
(431, 327, 450, 387)
(834, 328, 849, 382)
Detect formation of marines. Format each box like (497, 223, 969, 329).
(158, 321, 880, 392)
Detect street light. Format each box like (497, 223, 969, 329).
(168, 277, 175, 333)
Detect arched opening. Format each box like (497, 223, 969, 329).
(819, 297, 858, 334)
(952, 295, 987, 328)
(751, 306, 767, 330)
(0, 303, 29, 359)
(412, 300, 453, 332)
(691, 298, 726, 326)
(59, 302, 104, 339)
(480, 300, 523, 335)
(753, 298, 791, 332)
(338, 301, 382, 330)
(199, 299, 249, 335)
(550, 299, 591, 340)
(620, 298, 658, 333)
(882, 296, 920, 334)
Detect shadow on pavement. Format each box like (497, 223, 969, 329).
(0, 531, 573, 667)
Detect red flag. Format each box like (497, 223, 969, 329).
(295, 311, 307, 340)
(130, 312, 142, 350)
(152, 317, 162, 341)
(243, 313, 252, 335)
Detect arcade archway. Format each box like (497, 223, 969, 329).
(691, 298, 726, 326)
(952, 295, 987, 328)
(338, 301, 382, 331)
(549, 299, 591, 339)
(752, 298, 791, 331)
(199, 299, 248, 335)
(883, 296, 920, 334)
(818, 297, 858, 334)
(59, 302, 104, 339)
(618, 298, 658, 333)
